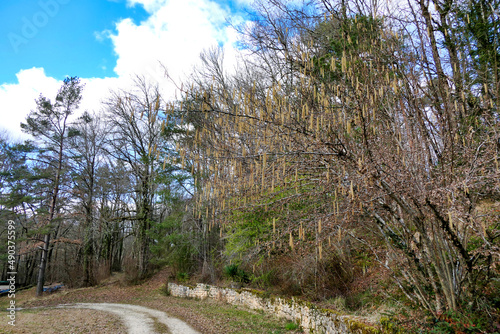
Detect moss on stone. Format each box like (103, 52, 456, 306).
(171, 282, 384, 334)
(319, 307, 344, 317)
(380, 317, 405, 334)
(245, 288, 272, 299)
(347, 318, 381, 334)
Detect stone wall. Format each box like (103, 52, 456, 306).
(167, 283, 379, 334)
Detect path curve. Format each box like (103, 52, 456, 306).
(59, 303, 201, 334)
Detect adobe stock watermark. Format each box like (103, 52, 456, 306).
(6, 220, 17, 327)
(8, 0, 71, 54)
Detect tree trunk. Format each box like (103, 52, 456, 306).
(83, 199, 95, 286)
(36, 122, 65, 296)
(36, 233, 50, 296)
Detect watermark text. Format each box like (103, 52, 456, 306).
(6, 220, 16, 326)
(8, 0, 71, 53)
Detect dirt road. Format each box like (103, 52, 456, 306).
(61, 303, 201, 334)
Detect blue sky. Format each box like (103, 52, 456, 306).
(0, 0, 150, 83)
(0, 0, 251, 140)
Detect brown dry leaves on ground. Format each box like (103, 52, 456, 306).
(0, 308, 127, 334)
(0, 269, 301, 334)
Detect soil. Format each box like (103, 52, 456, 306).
(0, 268, 300, 334)
(1, 308, 127, 334)
(63, 303, 200, 334)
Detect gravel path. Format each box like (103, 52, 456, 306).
(61, 303, 201, 334)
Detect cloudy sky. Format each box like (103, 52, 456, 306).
(0, 0, 251, 141)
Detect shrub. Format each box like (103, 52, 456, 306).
(223, 264, 250, 283)
(424, 310, 491, 334)
(176, 272, 189, 282)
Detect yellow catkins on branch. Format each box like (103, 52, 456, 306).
(289, 232, 294, 250)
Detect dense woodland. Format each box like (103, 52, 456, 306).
(1, 0, 499, 331)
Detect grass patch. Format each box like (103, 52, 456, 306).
(0, 307, 126, 334)
(0, 269, 303, 334)
(153, 317, 172, 334)
(179, 301, 302, 333)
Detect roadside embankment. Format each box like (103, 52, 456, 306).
(168, 283, 380, 334)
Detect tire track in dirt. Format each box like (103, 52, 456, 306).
(61, 303, 201, 334)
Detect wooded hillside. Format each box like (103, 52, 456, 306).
(1, 0, 499, 331)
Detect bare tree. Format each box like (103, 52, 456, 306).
(180, 0, 499, 316)
(68, 112, 108, 286)
(104, 78, 165, 278)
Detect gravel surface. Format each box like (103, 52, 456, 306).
(63, 303, 201, 334)
(1, 269, 300, 333)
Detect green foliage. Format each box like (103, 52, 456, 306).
(224, 263, 239, 277)
(466, 236, 483, 252)
(149, 204, 198, 275)
(462, 0, 500, 71)
(285, 322, 299, 330)
(344, 288, 379, 311)
(21, 76, 83, 144)
(224, 208, 273, 260)
(310, 15, 398, 85)
(422, 310, 493, 334)
(380, 317, 405, 334)
(176, 272, 189, 282)
(223, 264, 250, 283)
(251, 269, 277, 288)
(0, 138, 38, 212)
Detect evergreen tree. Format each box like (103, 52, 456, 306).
(21, 76, 84, 296)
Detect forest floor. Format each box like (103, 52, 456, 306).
(0, 269, 303, 334)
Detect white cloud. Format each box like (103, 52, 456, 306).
(0, 68, 60, 141)
(0, 69, 128, 142)
(79, 76, 124, 112)
(0, 0, 248, 141)
(109, 0, 239, 96)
